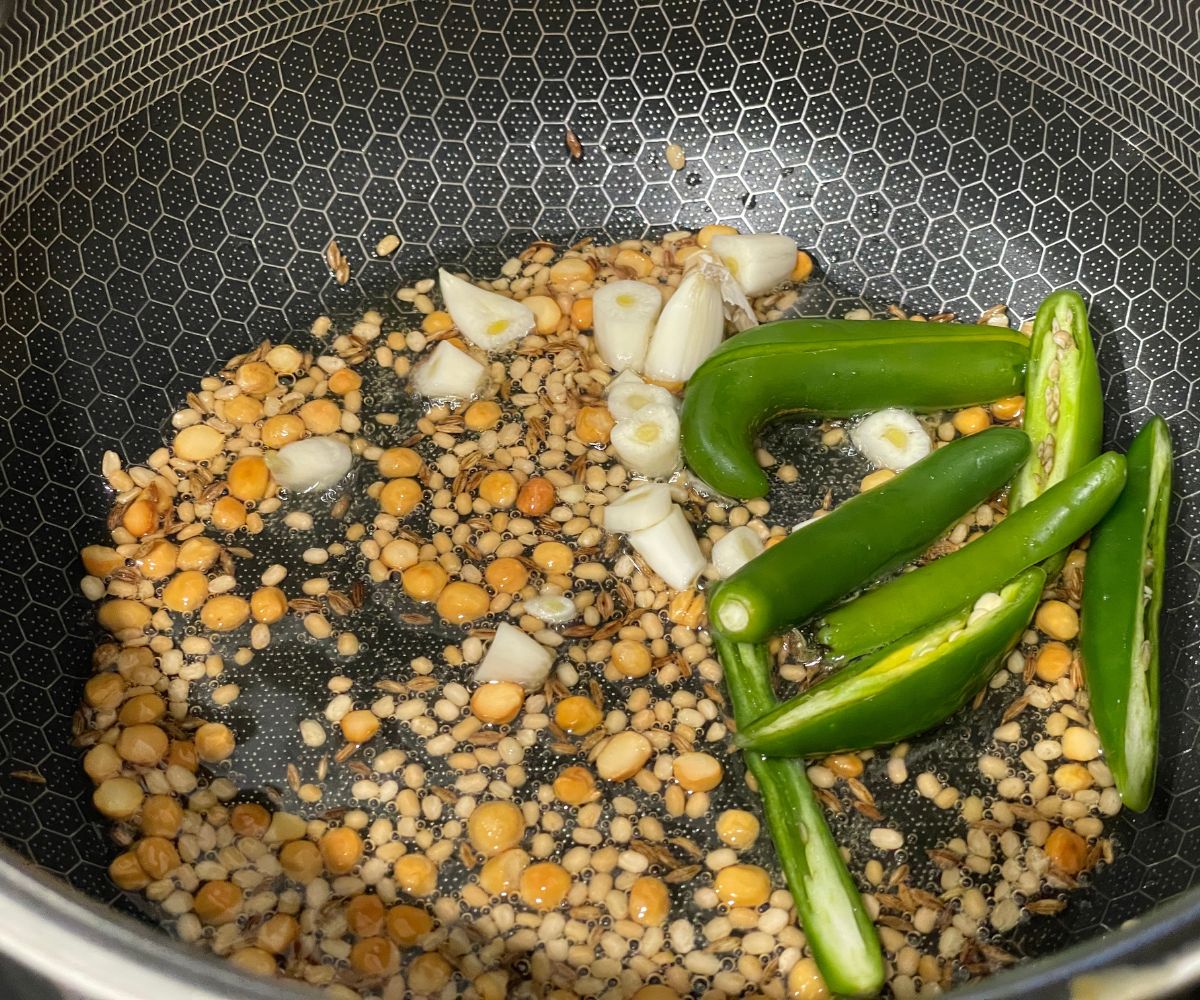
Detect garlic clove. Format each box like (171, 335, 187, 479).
(473, 623, 554, 690)
(438, 268, 535, 352)
(849, 408, 931, 470)
(607, 378, 678, 423)
(627, 505, 706, 591)
(603, 481, 674, 534)
(641, 265, 726, 385)
(265, 437, 353, 494)
(694, 250, 758, 333)
(641, 252, 760, 385)
(711, 525, 765, 578)
(609, 403, 681, 479)
(410, 340, 487, 400)
(592, 279, 662, 373)
(523, 591, 578, 625)
(709, 233, 799, 296)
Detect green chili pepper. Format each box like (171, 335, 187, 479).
(681, 318, 1028, 498)
(1009, 290, 1103, 511)
(715, 637, 885, 998)
(707, 427, 1030, 643)
(818, 452, 1127, 661)
(1008, 290, 1103, 581)
(738, 568, 1044, 758)
(1081, 417, 1172, 812)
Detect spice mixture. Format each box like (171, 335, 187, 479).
(75, 228, 1113, 1000)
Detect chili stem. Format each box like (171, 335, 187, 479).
(715, 636, 885, 997)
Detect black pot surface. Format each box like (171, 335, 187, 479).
(1, 1, 1199, 995)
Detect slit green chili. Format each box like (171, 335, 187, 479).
(1008, 289, 1103, 580)
(737, 568, 1044, 758)
(681, 318, 1029, 498)
(714, 637, 885, 997)
(1081, 417, 1172, 811)
(1009, 290, 1103, 511)
(707, 427, 1030, 643)
(817, 452, 1127, 661)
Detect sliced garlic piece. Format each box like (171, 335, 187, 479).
(592, 279, 662, 373)
(711, 525, 765, 578)
(610, 403, 681, 479)
(523, 591, 577, 625)
(603, 482, 673, 534)
(438, 268, 535, 352)
(410, 340, 487, 400)
(473, 623, 554, 690)
(265, 437, 353, 494)
(709, 233, 799, 296)
(607, 378, 678, 423)
(627, 505, 706, 591)
(849, 408, 931, 470)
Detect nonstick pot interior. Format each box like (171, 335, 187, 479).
(2, 0, 1200, 995)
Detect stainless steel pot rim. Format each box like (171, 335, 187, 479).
(0, 846, 305, 1000)
(4, 843, 1200, 999)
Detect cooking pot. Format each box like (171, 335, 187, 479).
(2, 1, 1199, 997)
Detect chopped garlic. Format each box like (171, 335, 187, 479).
(592, 279, 662, 373)
(523, 591, 577, 625)
(603, 482, 674, 534)
(438, 268, 535, 351)
(709, 233, 798, 296)
(627, 506, 706, 591)
(850, 408, 931, 470)
(642, 266, 723, 385)
(711, 525, 765, 578)
(473, 623, 553, 690)
(410, 340, 487, 400)
(607, 377, 677, 423)
(265, 437, 353, 494)
(610, 403, 680, 479)
(605, 483, 705, 591)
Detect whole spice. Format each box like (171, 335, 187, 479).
(564, 126, 583, 160)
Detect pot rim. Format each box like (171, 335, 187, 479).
(2, 841, 1200, 998)
(0, 844, 307, 999)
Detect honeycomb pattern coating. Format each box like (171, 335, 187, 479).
(0, 0, 1198, 977)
